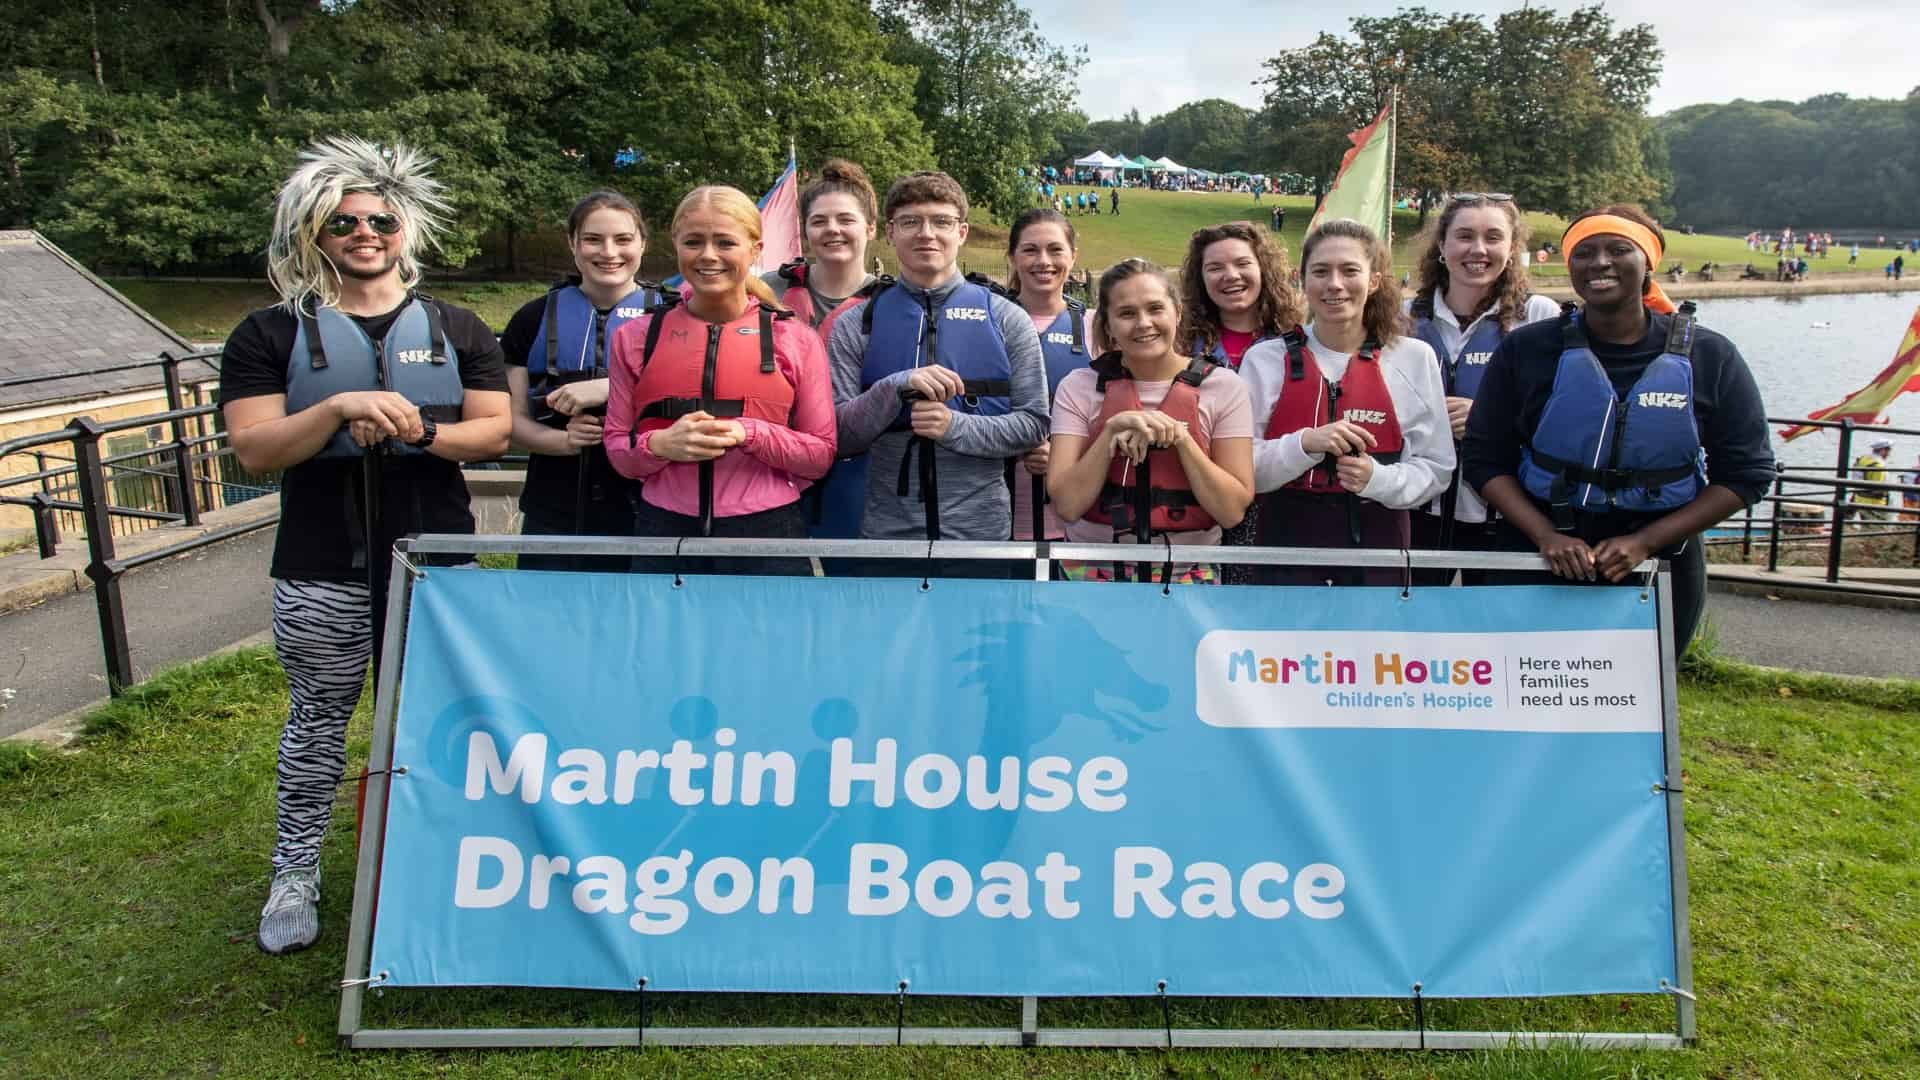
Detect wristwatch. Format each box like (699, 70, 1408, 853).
(412, 415, 438, 449)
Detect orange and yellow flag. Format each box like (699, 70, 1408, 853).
(1780, 303, 1920, 441)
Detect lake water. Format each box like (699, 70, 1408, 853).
(1680, 291, 1919, 471)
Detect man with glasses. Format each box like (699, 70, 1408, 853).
(218, 136, 509, 956)
(827, 171, 1047, 570)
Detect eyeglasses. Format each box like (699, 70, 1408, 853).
(1447, 192, 1513, 205)
(324, 212, 403, 237)
(891, 214, 962, 235)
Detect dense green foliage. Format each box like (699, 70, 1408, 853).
(1660, 92, 1920, 229)
(1257, 5, 1668, 217)
(0, 0, 985, 271)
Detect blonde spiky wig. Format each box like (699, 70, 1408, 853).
(267, 135, 452, 311)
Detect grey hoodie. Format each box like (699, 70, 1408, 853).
(827, 271, 1048, 540)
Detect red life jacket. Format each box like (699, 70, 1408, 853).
(775, 259, 882, 344)
(1262, 328, 1403, 494)
(629, 297, 797, 531)
(1082, 353, 1217, 537)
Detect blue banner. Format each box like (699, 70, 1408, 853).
(369, 569, 1677, 998)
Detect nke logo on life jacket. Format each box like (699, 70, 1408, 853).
(735, 326, 762, 335)
(1045, 331, 1075, 346)
(944, 307, 990, 323)
(1343, 408, 1388, 424)
(614, 306, 646, 319)
(1461, 351, 1492, 366)
(1636, 392, 1688, 409)
(394, 348, 437, 364)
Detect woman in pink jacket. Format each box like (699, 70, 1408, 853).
(604, 185, 836, 574)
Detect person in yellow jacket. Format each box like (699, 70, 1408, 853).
(1850, 437, 1892, 516)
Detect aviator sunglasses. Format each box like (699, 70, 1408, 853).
(1447, 192, 1513, 205)
(324, 211, 403, 237)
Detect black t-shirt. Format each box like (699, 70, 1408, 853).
(218, 297, 508, 581)
(1460, 309, 1777, 540)
(500, 292, 639, 519)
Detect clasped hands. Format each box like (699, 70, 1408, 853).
(1300, 420, 1379, 494)
(1104, 409, 1189, 465)
(334, 390, 423, 448)
(899, 366, 966, 441)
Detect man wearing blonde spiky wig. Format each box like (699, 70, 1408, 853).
(218, 136, 510, 956)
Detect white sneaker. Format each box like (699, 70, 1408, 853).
(257, 867, 321, 955)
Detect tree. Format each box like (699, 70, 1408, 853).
(1258, 5, 1667, 218)
(878, 0, 1084, 220)
(1141, 100, 1253, 172)
(1087, 109, 1146, 157)
(1660, 94, 1919, 229)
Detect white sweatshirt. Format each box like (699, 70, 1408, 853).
(1241, 327, 1454, 511)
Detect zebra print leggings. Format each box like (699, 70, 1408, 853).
(270, 578, 374, 873)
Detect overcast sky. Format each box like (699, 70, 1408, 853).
(1025, 0, 1917, 122)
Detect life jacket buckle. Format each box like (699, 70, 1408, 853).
(962, 393, 980, 408)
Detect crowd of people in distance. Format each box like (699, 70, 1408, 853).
(222, 138, 1777, 958)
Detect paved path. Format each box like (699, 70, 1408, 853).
(1704, 589, 1920, 679)
(0, 530, 274, 738)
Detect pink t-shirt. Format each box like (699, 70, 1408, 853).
(602, 299, 837, 519)
(1219, 328, 1256, 370)
(1049, 363, 1253, 546)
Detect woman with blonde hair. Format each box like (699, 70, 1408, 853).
(1241, 219, 1451, 585)
(1405, 193, 1560, 567)
(603, 185, 836, 575)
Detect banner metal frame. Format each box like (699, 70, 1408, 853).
(337, 536, 1695, 1052)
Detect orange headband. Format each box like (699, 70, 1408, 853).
(1560, 214, 1676, 314)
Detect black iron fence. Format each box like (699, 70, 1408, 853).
(1715, 417, 1920, 585)
(0, 349, 279, 693)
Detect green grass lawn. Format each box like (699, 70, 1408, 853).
(1, 645, 1915, 1077)
(111, 190, 1910, 342)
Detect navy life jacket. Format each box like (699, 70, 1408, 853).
(1408, 298, 1507, 400)
(286, 295, 465, 459)
(860, 278, 1011, 417)
(1037, 300, 1090, 394)
(858, 277, 1012, 539)
(525, 281, 658, 425)
(1518, 302, 1707, 527)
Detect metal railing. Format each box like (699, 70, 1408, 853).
(1715, 417, 1920, 585)
(0, 349, 280, 693)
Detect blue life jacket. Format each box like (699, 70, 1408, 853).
(1517, 303, 1708, 525)
(286, 296, 465, 459)
(1037, 300, 1089, 394)
(859, 279, 1012, 426)
(525, 281, 658, 424)
(1409, 299, 1507, 399)
(858, 278, 1013, 540)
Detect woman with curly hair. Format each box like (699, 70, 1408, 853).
(1176, 221, 1303, 572)
(1241, 219, 1451, 586)
(1404, 193, 1561, 571)
(1176, 220, 1303, 372)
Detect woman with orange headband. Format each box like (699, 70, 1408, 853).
(1460, 205, 1775, 651)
